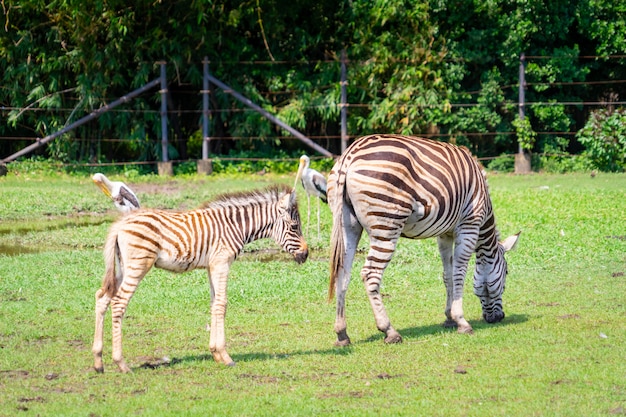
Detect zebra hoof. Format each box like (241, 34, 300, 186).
(484, 311, 505, 323)
(442, 319, 458, 328)
(457, 325, 474, 335)
(115, 360, 132, 373)
(94, 366, 104, 374)
(384, 332, 403, 344)
(334, 338, 351, 347)
(226, 361, 236, 367)
(335, 336, 350, 347)
(335, 329, 351, 347)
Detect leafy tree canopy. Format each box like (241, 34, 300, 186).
(1, 0, 624, 166)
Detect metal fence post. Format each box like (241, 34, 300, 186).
(515, 53, 531, 174)
(160, 62, 169, 163)
(518, 53, 526, 154)
(202, 57, 210, 160)
(157, 61, 173, 176)
(198, 57, 213, 174)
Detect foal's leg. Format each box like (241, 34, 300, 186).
(93, 289, 112, 373)
(208, 256, 235, 366)
(110, 259, 152, 373)
(93, 257, 123, 373)
(204, 269, 215, 332)
(110, 285, 140, 372)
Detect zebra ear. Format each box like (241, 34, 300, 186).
(288, 190, 298, 207)
(279, 191, 296, 209)
(500, 231, 521, 252)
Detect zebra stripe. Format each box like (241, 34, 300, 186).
(328, 134, 519, 346)
(92, 184, 308, 373)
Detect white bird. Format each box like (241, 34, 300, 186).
(296, 155, 327, 238)
(92, 173, 140, 214)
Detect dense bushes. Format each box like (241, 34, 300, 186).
(577, 108, 626, 172)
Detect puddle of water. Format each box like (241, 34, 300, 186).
(0, 216, 112, 256)
(0, 217, 110, 236)
(0, 243, 41, 256)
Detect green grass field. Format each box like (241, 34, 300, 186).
(0, 170, 625, 416)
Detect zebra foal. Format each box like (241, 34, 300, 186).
(92, 184, 308, 373)
(328, 134, 519, 346)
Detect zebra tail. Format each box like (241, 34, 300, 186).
(101, 225, 120, 298)
(328, 168, 347, 302)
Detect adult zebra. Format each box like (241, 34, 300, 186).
(92, 184, 308, 373)
(328, 134, 519, 346)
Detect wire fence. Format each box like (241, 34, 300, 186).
(2, 54, 624, 167)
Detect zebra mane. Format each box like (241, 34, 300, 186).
(200, 184, 293, 209)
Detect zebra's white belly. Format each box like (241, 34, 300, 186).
(155, 256, 197, 272)
(154, 249, 206, 273)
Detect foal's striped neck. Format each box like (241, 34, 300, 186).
(200, 184, 292, 244)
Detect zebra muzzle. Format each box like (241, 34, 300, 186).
(292, 240, 308, 264)
(293, 248, 308, 264)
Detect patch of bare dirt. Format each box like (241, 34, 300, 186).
(558, 314, 581, 320)
(238, 373, 279, 384)
(130, 181, 185, 196)
(0, 370, 30, 380)
(317, 391, 364, 399)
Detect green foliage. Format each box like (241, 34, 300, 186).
(207, 152, 285, 175)
(577, 0, 626, 56)
(1, 1, 625, 163)
(347, 1, 447, 136)
(486, 154, 515, 173)
(538, 153, 593, 174)
(174, 161, 199, 176)
(7, 157, 67, 177)
(186, 129, 204, 159)
(577, 107, 626, 172)
(512, 117, 537, 151)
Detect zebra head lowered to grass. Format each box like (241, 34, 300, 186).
(327, 134, 520, 346)
(92, 184, 308, 373)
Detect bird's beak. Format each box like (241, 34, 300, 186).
(293, 159, 305, 192)
(93, 178, 113, 198)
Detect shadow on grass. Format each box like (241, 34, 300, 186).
(361, 313, 530, 343)
(137, 346, 355, 370)
(133, 314, 529, 370)
(232, 346, 354, 363)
